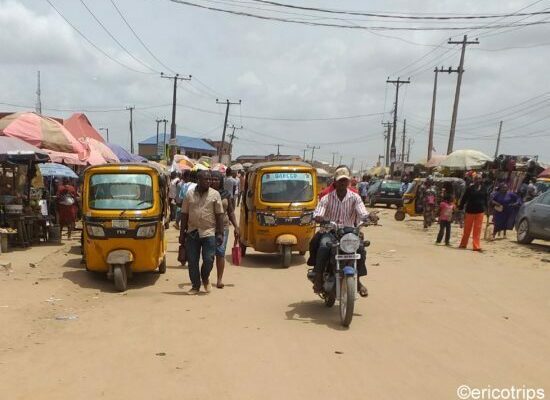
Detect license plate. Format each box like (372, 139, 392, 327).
(335, 254, 360, 260)
(112, 219, 129, 229)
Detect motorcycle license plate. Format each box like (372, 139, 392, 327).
(335, 254, 360, 260)
(112, 219, 130, 229)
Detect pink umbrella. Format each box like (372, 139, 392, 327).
(0, 112, 88, 160)
(45, 150, 87, 165)
(81, 137, 119, 164)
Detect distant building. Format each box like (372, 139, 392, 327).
(204, 140, 231, 158)
(138, 135, 216, 160)
(235, 154, 302, 164)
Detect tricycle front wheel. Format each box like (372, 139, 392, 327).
(113, 264, 128, 292)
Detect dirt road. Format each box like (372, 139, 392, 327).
(1, 210, 549, 399)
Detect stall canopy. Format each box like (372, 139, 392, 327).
(82, 138, 119, 164)
(440, 149, 492, 170)
(63, 113, 105, 143)
(539, 168, 550, 178)
(37, 163, 79, 179)
(0, 136, 49, 162)
(0, 112, 88, 162)
(105, 142, 146, 163)
(425, 155, 448, 168)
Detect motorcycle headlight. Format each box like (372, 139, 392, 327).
(300, 213, 313, 225)
(136, 224, 156, 238)
(339, 233, 360, 253)
(86, 224, 105, 238)
(263, 214, 276, 226)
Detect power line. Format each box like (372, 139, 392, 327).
(250, 0, 550, 20)
(167, 0, 550, 31)
(44, 0, 155, 75)
(109, 0, 177, 74)
(78, 0, 157, 73)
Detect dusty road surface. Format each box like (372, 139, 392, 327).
(1, 209, 549, 400)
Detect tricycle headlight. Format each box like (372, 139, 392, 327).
(263, 215, 276, 226)
(300, 213, 313, 225)
(136, 224, 156, 238)
(339, 233, 360, 253)
(86, 224, 105, 238)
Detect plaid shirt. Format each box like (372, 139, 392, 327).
(314, 189, 369, 227)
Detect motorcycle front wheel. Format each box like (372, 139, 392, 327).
(340, 276, 355, 327)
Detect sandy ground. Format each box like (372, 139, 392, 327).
(1, 208, 549, 400)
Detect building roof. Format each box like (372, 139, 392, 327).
(139, 135, 216, 153)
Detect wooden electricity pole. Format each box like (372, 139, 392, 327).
(386, 77, 410, 163)
(447, 35, 479, 154)
(216, 99, 241, 161)
(494, 120, 503, 158)
(126, 106, 135, 153)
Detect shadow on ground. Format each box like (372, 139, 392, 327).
(285, 300, 361, 331)
(62, 269, 160, 293)
(237, 253, 306, 269)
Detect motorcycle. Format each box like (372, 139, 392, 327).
(307, 219, 373, 327)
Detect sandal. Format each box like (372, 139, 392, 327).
(358, 283, 369, 298)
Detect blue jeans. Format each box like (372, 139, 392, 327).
(216, 227, 230, 257)
(313, 232, 367, 277)
(185, 231, 216, 289)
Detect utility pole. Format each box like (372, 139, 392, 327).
(401, 119, 407, 162)
(307, 145, 320, 163)
(339, 154, 343, 165)
(162, 119, 168, 146)
(382, 122, 392, 167)
(447, 35, 479, 154)
(350, 158, 355, 173)
(302, 148, 307, 161)
(227, 124, 242, 161)
(99, 128, 109, 142)
(331, 152, 338, 167)
(36, 71, 42, 115)
(155, 119, 162, 156)
(386, 77, 410, 164)
(407, 138, 414, 162)
(126, 106, 135, 153)
(216, 99, 241, 162)
(377, 154, 384, 166)
(494, 120, 503, 158)
(161, 72, 191, 160)
(359, 161, 364, 174)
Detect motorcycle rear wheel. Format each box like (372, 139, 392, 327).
(324, 291, 336, 307)
(340, 276, 355, 327)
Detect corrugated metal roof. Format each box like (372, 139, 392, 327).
(139, 135, 216, 153)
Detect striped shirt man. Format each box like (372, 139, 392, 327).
(314, 189, 369, 227)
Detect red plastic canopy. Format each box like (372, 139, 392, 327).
(63, 113, 105, 143)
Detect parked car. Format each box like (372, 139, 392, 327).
(367, 180, 403, 208)
(516, 190, 550, 244)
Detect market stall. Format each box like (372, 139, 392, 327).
(0, 137, 52, 250)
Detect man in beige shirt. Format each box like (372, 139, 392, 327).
(180, 170, 225, 294)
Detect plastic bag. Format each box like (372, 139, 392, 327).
(231, 242, 241, 266)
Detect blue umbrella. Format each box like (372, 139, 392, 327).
(37, 162, 78, 178)
(105, 142, 147, 163)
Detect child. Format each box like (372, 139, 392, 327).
(436, 193, 455, 245)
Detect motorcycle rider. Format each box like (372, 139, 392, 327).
(310, 166, 373, 297)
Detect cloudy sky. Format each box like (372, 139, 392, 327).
(1, 0, 549, 166)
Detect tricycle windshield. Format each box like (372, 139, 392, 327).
(261, 172, 313, 203)
(89, 173, 153, 210)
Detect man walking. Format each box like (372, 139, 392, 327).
(180, 170, 225, 294)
